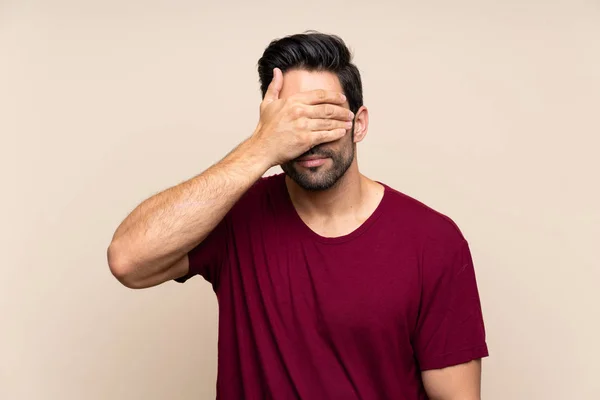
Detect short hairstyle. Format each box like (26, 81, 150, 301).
(257, 31, 363, 114)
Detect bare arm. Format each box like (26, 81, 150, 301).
(422, 359, 482, 400)
(106, 68, 353, 288)
(106, 139, 269, 288)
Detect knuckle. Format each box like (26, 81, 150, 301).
(316, 89, 326, 100)
(293, 106, 304, 118)
(296, 118, 308, 130)
(324, 105, 334, 117)
(299, 133, 312, 147)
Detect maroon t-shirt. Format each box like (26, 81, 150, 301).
(177, 173, 488, 399)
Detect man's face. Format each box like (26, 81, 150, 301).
(279, 69, 355, 191)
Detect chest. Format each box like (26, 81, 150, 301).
(227, 222, 422, 338)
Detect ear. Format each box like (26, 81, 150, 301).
(352, 106, 369, 143)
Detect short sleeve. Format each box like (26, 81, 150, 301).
(174, 215, 230, 287)
(413, 239, 488, 371)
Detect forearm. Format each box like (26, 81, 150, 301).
(107, 71, 351, 287)
(107, 136, 269, 281)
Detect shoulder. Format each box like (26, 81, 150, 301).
(229, 172, 285, 215)
(245, 172, 284, 200)
(379, 182, 467, 249)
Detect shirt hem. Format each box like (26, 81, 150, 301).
(419, 343, 489, 371)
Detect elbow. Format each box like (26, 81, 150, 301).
(106, 241, 144, 289)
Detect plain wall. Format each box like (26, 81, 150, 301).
(1, 1, 599, 399)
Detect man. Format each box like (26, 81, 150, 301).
(107, 31, 488, 400)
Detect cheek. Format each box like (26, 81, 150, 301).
(336, 131, 354, 147)
(342, 133, 355, 151)
(330, 142, 353, 162)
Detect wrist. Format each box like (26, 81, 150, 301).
(227, 135, 273, 178)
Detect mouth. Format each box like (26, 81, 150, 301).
(295, 155, 329, 168)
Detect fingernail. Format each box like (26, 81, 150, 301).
(346, 121, 353, 128)
(341, 94, 347, 102)
(349, 112, 354, 119)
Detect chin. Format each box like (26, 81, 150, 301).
(282, 147, 354, 192)
(284, 166, 341, 191)
(294, 179, 337, 192)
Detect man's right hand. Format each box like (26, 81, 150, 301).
(251, 67, 355, 168)
(108, 69, 354, 289)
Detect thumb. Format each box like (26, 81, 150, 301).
(263, 68, 283, 105)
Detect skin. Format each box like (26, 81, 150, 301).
(107, 67, 482, 399)
(107, 67, 352, 288)
(277, 69, 383, 237)
(422, 360, 483, 400)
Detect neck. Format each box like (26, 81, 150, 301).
(285, 163, 366, 218)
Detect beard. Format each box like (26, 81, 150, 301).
(281, 138, 355, 191)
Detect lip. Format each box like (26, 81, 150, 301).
(296, 157, 329, 168)
(297, 155, 324, 161)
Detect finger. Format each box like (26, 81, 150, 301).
(295, 89, 347, 106)
(307, 104, 354, 121)
(311, 128, 348, 146)
(263, 68, 283, 106)
(306, 118, 353, 132)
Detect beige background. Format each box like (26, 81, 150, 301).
(1, 0, 599, 399)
